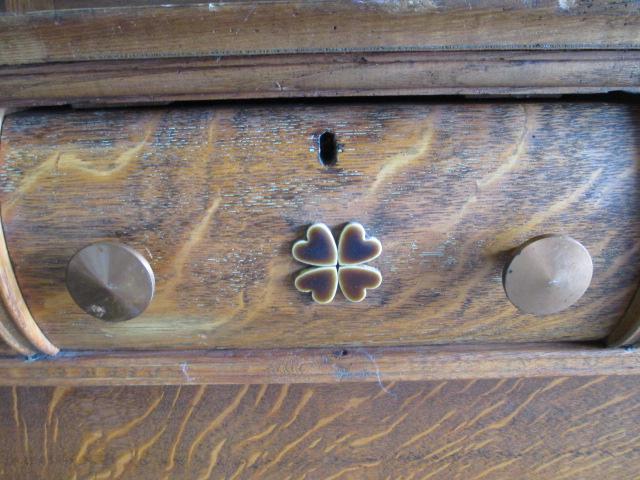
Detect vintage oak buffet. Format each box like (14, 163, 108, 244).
(2, 1, 640, 478)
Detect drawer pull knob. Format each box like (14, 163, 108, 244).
(503, 235, 592, 315)
(293, 222, 382, 303)
(66, 242, 155, 322)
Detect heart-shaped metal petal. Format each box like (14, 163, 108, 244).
(294, 267, 339, 304)
(338, 265, 382, 302)
(292, 223, 338, 267)
(338, 222, 382, 265)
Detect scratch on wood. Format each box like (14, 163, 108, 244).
(180, 362, 194, 382)
(360, 349, 397, 397)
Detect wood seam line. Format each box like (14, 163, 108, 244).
(0, 343, 638, 386)
(0, 109, 59, 355)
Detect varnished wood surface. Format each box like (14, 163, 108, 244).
(2, 1, 640, 68)
(0, 218, 58, 355)
(3, 342, 640, 386)
(3, 51, 640, 108)
(0, 295, 36, 356)
(0, 336, 17, 357)
(608, 284, 640, 346)
(2, 100, 640, 350)
(0, 108, 42, 355)
(2, 376, 640, 479)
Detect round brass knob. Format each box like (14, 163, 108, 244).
(503, 235, 592, 315)
(66, 242, 155, 322)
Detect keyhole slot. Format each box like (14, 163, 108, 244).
(318, 131, 338, 166)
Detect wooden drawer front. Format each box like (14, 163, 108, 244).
(1, 101, 639, 350)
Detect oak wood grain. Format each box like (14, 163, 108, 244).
(2, 51, 640, 108)
(2, 100, 640, 350)
(3, 342, 640, 386)
(2, 377, 640, 478)
(2, 1, 640, 68)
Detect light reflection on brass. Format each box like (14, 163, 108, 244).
(503, 235, 593, 315)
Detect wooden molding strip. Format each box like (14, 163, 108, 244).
(0, 109, 58, 356)
(1, 51, 640, 107)
(1, 1, 640, 67)
(0, 342, 637, 386)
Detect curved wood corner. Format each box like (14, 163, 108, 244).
(607, 287, 640, 347)
(0, 109, 58, 356)
(0, 310, 35, 356)
(0, 247, 38, 359)
(0, 219, 59, 355)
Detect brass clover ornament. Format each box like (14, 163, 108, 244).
(293, 223, 382, 303)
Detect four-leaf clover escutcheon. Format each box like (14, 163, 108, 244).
(293, 223, 382, 304)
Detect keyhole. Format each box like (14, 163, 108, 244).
(318, 131, 338, 166)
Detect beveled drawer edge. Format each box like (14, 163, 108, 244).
(0, 109, 59, 356)
(0, 342, 638, 386)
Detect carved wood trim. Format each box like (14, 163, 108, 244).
(0, 109, 58, 356)
(0, 219, 60, 355)
(0, 310, 35, 356)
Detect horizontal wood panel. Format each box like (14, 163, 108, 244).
(1, 101, 640, 350)
(2, 0, 638, 15)
(1, 1, 640, 66)
(3, 343, 640, 386)
(2, 377, 640, 478)
(2, 51, 640, 108)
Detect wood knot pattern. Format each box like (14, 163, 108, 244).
(293, 223, 382, 303)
